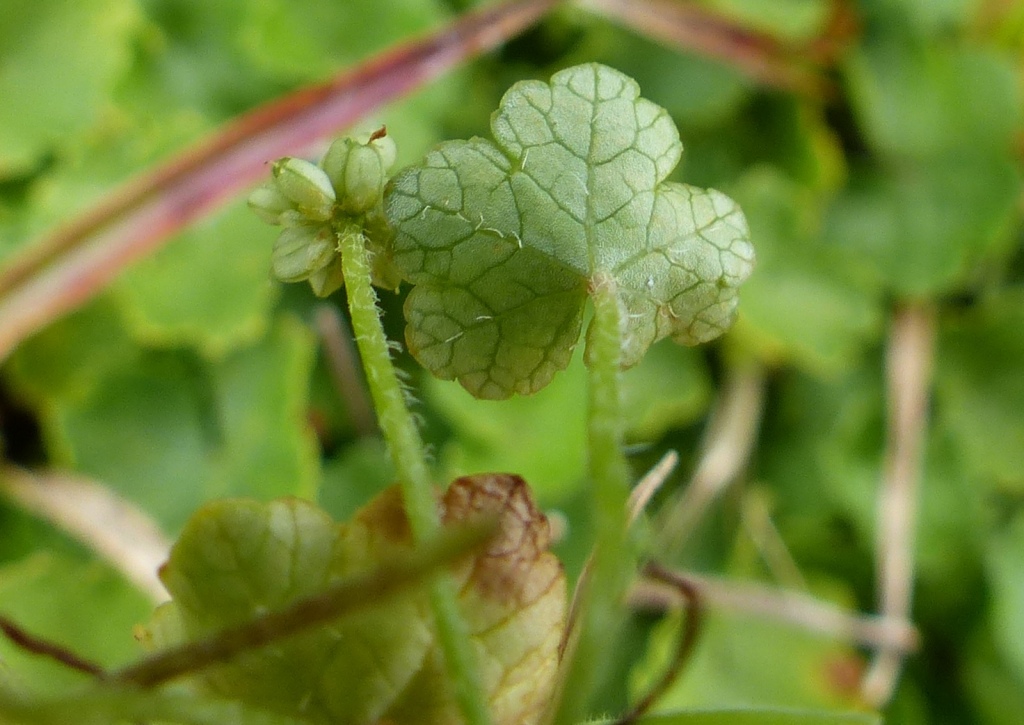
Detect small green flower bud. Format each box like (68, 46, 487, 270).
(369, 133, 397, 172)
(342, 144, 386, 213)
(247, 182, 292, 225)
(322, 133, 395, 215)
(272, 157, 336, 222)
(321, 137, 354, 192)
(271, 224, 337, 283)
(308, 255, 346, 297)
(278, 209, 310, 227)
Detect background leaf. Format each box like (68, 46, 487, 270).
(153, 475, 565, 725)
(0, 0, 141, 174)
(824, 154, 1020, 297)
(627, 710, 880, 725)
(936, 288, 1024, 492)
(115, 203, 279, 356)
(7, 311, 319, 530)
(985, 512, 1024, 684)
(0, 551, 149, 694)
(730, 168, 882, 374)
(846, 22, 1022, 158)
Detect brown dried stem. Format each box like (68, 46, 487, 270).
(658, 362, 767, 558)
(0, 466, 171, 602)
(631, 569, 919, 653)
(580, 0, 836, 97)
(861, 303, 936, 706)
(109, 519, 495, 689)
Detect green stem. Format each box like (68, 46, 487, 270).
(111, 522, 494, 688)
(554, 273, 633, 724)
(336, 224, 492, 725)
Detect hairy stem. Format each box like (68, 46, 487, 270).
(553, 274, 633, 724)
(335, 225, 492, 725)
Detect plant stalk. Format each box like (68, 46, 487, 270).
(861, 302, 936, 707)
(111, 521, 495, 689)
(336, 224, 492, 725)
(553, 274, 633, 724)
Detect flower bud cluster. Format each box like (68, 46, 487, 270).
(248, 129, 398, 297)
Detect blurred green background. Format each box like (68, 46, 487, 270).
(0, 0, 1022, 723)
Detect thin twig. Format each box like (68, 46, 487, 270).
(0, 466, 171, 602)
(627, 449, 679, 526)
(616, 563, 703, 725)
(658, 363, 766, 558)
(0, 616, 105, 678)
(564, 450, 681, 655)
(631, 570, 919, 653)
(109, 520, 495, 688)
(314, 304, 377, 438)
(861, 303, 936, 706)
(741, 491, 808, 591)
(580, 0, 835, 97)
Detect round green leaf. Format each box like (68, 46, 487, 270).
(386, 63, 754, 399)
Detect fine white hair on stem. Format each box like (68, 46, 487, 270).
(393, 366, 414, 384)
(401, 382, 424, 415)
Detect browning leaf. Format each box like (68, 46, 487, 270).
(145, 474, 566, 725)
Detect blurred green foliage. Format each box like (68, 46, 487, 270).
(0, 0, 1022, 723)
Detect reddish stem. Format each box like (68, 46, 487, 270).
(0, 0, 562, 360)
(582, 0, 836, 97)
(0, 615, 105, 678)
(616, 563, 703, 724)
